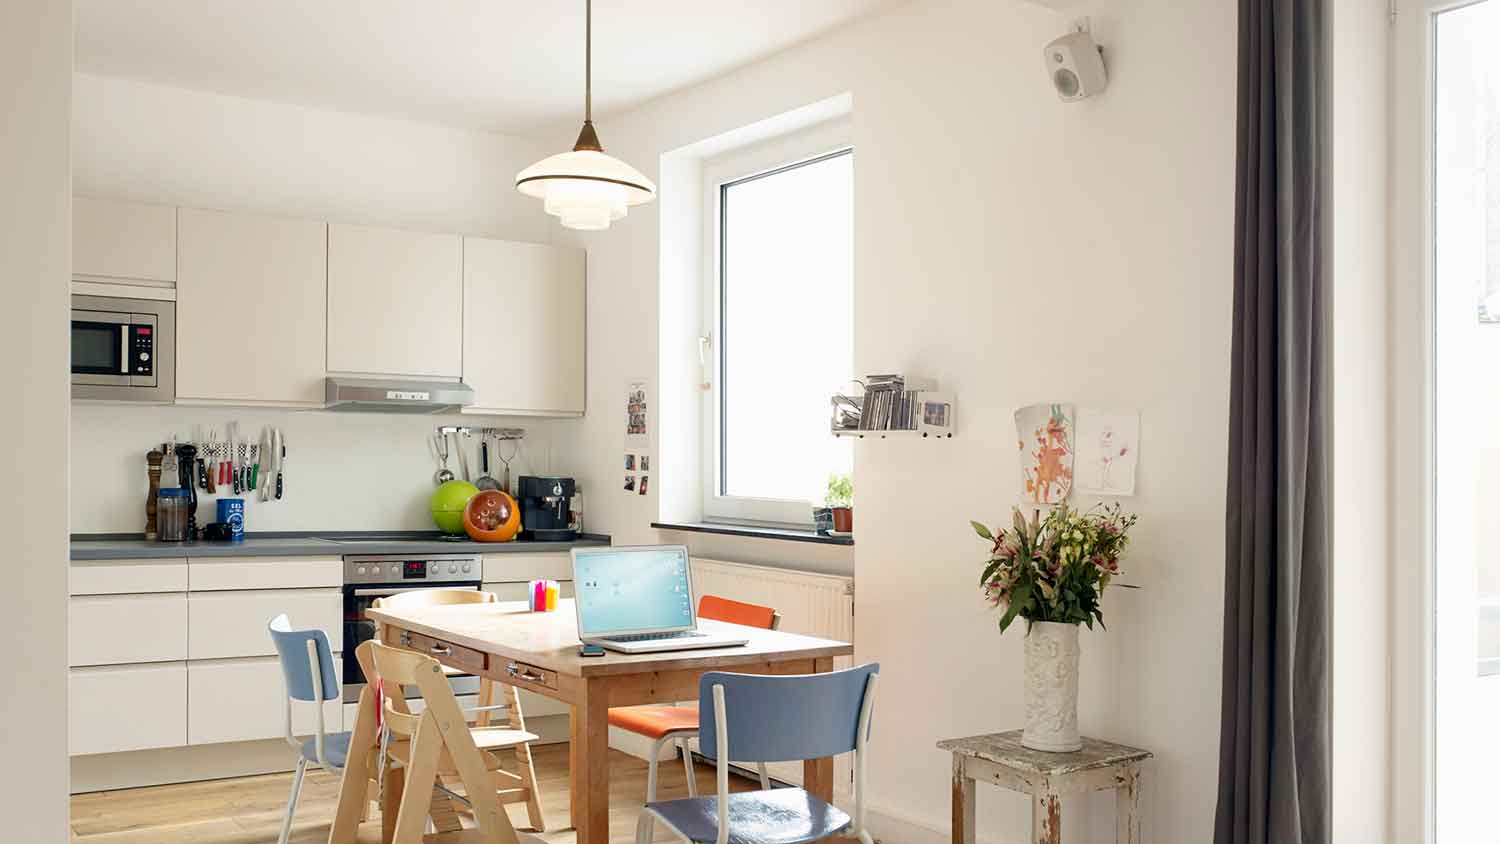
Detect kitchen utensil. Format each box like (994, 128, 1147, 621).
(174, 442, 199, 540)
(432, 431, 454, 485)
(257, 427, 273, 502)
(497, 435, 519, 494)
(160, 439, 180, 489)
(146, 448, 164, 540)
(475, 432, 499, 491)
(462, 489, 520, 542)
(156, 488, 189, 542)
(456, 430, 471, 482)
(274, 428, 285, 500)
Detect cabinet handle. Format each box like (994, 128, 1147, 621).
(429, 643, 452, 657)
(507, 662, 546, 683)
(398, 631, 413, 647)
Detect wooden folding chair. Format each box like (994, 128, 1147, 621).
(371, 640, 527, 844)
(373, 588, 547, 831)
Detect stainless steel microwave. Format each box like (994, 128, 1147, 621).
(71, 294, 175, 402)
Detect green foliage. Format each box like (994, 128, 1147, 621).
(973, 503, 1138, 633)
(825, 473, 854, 508)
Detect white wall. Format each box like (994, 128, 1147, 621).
(554, 0, 1239, 841)
(69, 404, 558, 534)
(1330, 0, 1392, 840)
(0, 0, 72, 835)
(73, 73, 554, 241)
(69, 74, 579, 536)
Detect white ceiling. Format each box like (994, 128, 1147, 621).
(74, 0, 892, 138)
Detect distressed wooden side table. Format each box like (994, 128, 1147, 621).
(937, 731, 1152, 844)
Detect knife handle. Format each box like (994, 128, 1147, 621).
(275, 473, 283, 500)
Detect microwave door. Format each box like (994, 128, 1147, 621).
(71, 312, 130, 384)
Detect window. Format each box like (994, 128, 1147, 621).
(703, 125, 852, 525)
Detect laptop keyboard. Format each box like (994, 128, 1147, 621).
(603, 631, 708, 643)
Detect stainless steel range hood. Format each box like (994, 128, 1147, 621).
(324, 376, 475, 414)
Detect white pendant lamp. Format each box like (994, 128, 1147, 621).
(516, 0, 656, 231)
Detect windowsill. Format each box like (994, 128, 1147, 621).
(650, 521, 854, 546)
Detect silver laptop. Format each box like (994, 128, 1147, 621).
(570, 545, 749, 654)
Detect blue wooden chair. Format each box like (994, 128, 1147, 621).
(636, 663, 880, 844)
(268, 613, 347, 844)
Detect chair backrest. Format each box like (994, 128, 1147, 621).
(698, 662, 878, 763)
(698, 594, 780, 630)
(267, 613, 340, 702)
(371, 588, 497, 610)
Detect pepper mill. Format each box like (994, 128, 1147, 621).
(175, 442, 199, 541)
(145, 449, 164, 540)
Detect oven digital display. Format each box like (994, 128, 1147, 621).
(403, 561, 427, 579)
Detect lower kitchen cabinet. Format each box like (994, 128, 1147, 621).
(484, 581, 575, 603)
(70, 662, 188, 755)
(188, 588, 341, 660)
(188, 657, 343, 745)
(482, 552, 572, 584)
(70, 592, 187, 667)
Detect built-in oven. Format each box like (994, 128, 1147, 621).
(342, 554, 482, 703)
(71, 293, 175, 402)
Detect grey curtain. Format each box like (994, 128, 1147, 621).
(1214, 0, 1329, 841)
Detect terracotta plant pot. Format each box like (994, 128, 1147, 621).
(831, 506, 853, 533)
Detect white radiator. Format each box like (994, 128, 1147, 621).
(689, 558, 856, 793)
(690, 557, 854, 652)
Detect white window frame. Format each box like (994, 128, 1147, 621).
(700, 119, 853, 526)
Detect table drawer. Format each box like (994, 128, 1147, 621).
(70, 593, 188, 666)
(70, 558, 187, 595)
(189, 556, 341, 591)
(188, 588, 341, 660)
(399, 629, 487, 676)
(501, 660, 557, 692)
(70, 662, 187, 755)
(481, 552, 572, 584)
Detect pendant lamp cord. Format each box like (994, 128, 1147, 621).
(584, 0, 592, 124)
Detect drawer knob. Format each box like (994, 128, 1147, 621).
(506, 662, 545, 683)
(429, 643, 452, 657)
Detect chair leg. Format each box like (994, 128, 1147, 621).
(646, 737, 663, 803)
(636, 806, 655, 844)
(277, 757, 308, 844)
(756, 762, 770, 790)
(679, 739, 698, 798)
(504, 683, 547, 831)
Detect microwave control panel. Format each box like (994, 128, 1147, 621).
(130, 323, 154, 376)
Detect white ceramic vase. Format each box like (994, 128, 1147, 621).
(1022, 621, 1083, 752)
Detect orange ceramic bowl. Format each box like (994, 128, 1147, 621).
(462, 490, 521, 542)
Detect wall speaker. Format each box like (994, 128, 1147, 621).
(1043, 28, 1108, 102)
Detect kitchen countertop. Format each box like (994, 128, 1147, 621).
(69, 532, 611, 561)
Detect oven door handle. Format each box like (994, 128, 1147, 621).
(350, 585, 479, 597)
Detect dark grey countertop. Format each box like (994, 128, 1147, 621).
(69, 531, 611, 561)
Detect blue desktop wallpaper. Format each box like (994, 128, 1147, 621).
(574, 548, 694, 636)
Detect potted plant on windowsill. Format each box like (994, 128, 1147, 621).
(971, 503, 1137, 752)
(825, 474, 854, 534)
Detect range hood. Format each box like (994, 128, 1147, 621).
(324, 376, 475, 414)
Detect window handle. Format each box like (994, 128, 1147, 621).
(698, 335, 713, 392)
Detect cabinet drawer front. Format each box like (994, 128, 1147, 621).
(70, 663, 187, 755)
(501, 660, 557, 692)
(189, 657, 342, 746)
(189, 556, 341, 591)
(481, 553, 572, 584)
(188, 589, 341, 660)
(485, 581, 575, 603)
(399, 629, 486, 676)
(70, 593, 188, 666)
(70, 559, 187, 596)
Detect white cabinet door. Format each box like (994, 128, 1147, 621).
(327, 223, 462, 378)
(481, 552, 573, 584)
(188, 556, 341, 591)
(70, 558, 187, 596)
(188, 657, 342, 745)
(176, 208, 327, 405)
(70, 593, 188, 666)
(462, 238, 586, 415)
(70, 663, 187, 755)
(73, 197, 177, 285)
(188, 589, 342, 660)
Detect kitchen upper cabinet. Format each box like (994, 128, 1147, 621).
(176, 208, 327, 405)
(328, 223, 463, 378)
(73, 197, 177, 285)
(462, 238, 586, 415)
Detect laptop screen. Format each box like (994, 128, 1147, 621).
(573, 546, 695, 637)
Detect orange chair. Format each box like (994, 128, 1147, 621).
(608, 595, 782, 802)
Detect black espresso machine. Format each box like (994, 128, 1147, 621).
(518, 475, 577, 541)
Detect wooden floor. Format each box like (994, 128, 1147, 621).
(70, 743, 754, 843)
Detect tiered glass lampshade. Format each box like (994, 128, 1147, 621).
(515, 148, 656, 231)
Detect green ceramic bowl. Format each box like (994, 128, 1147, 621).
(430, 480, 480, 534)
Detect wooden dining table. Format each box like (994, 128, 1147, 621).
(328, 598, 855, 844)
